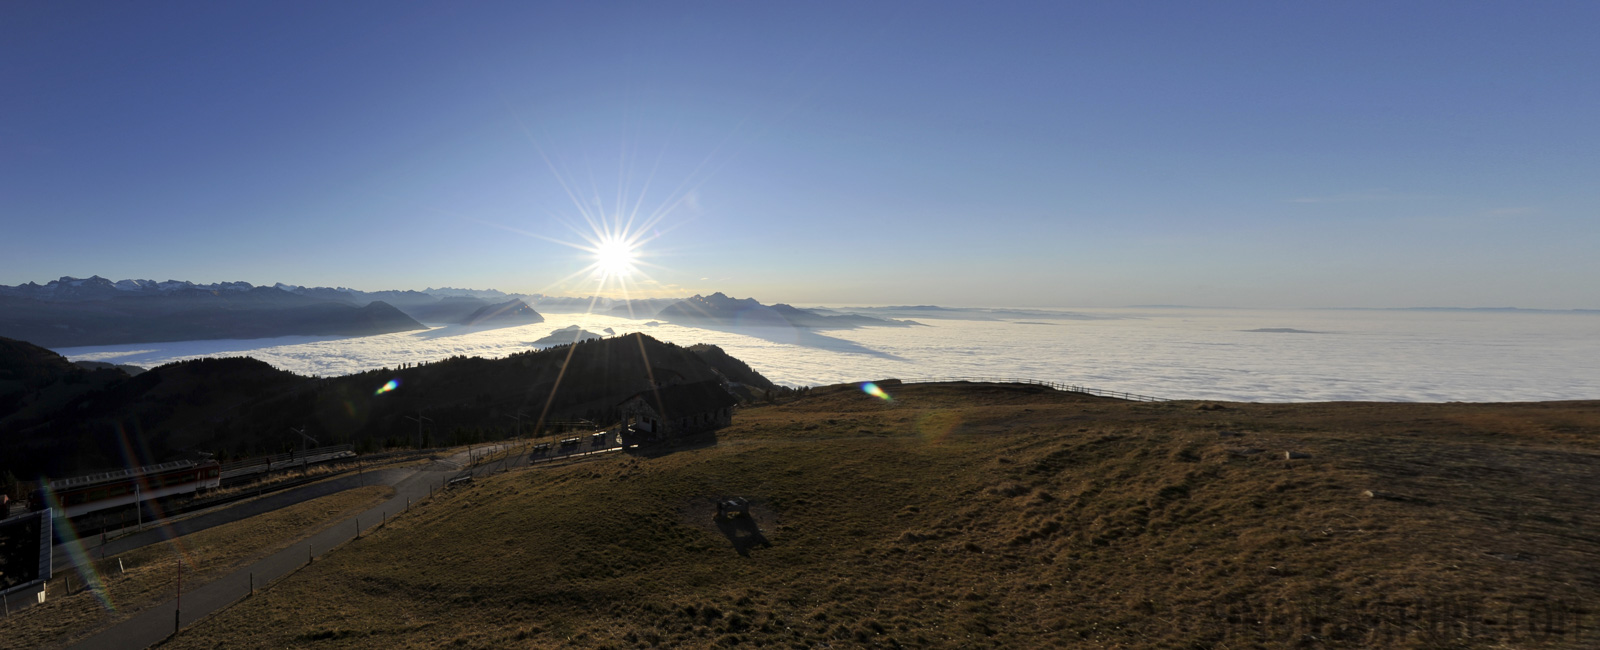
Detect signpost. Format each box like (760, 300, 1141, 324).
(405, 412, 433, 448)
(0, 509, 54, 607)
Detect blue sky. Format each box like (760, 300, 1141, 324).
(3, 2, 1596, 308)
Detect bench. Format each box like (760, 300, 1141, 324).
(715, 497, 750, 520)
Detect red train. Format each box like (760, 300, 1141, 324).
(29, 459, 221, 519)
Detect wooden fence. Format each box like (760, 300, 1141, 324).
(889, 376, 1169, 402)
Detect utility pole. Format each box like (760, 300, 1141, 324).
(505, 412, 527, 441)
(174, 560, 182, 635)
(291, 426, 317, 476)
(291, 426, 317, 452)
(404, 412, 433, 449)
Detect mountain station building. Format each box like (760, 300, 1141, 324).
(618, 380, 738, 444)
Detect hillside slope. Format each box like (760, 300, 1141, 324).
(689, 343, 777, 391)
(168, 383, 1600, 648)
(0, 354, 304, 475)
(0, 336, 80, 393)
(1, 334, 774, 477)
(0, 337, 132, 468)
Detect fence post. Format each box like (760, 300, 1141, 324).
(250, 572, 254, 595)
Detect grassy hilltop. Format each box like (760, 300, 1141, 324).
(169, 383, 1600, 649)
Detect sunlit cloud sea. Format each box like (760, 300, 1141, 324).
(56, 308, 1600, 403)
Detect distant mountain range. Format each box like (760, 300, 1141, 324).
(0, 276, 679, 348)
(0, 276, 961, 350)
(0, 275, 672, 311)
(422, 286, 513, 300)
(0, 277, 428, 348)
(460, 299, 545, 326)
(606, 298, 684, 318)
(656, 293, 918, 329)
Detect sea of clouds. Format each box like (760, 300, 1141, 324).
(55, 308, 1600, 403)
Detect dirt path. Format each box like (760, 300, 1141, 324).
(65, 446, 517, 650)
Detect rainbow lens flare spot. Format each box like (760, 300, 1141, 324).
(375, 379, 400, 395)
(861, 382, 892, 402)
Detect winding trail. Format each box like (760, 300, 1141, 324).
(65, 444, 526, 650)
(51, 466, 413, 568)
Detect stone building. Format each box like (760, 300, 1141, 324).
(617, 379, 738, 444)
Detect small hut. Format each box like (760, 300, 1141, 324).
(618, 380, 738, 444)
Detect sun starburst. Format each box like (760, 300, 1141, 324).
(461, 134, 734, 441)
(591, 234, 639, 279)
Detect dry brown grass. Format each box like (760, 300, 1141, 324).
(167, 383, 1600, 648)
(205, 462, 359, 500)
(210, 452, 436, 501)
(2, 484, 393, 648)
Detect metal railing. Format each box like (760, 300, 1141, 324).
(49, 460, 200, 490)
(887, 376, 1169, 402)
(219, 444, 356, 481)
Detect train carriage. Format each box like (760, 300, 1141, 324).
(29, 459, 221, 519)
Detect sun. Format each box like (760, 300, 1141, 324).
(593, 235, 638, 278)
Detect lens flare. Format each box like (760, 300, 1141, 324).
(36, 484, 116, 611)
(105, 419, 199, 604)
(861, 382, 893, 402)
(375, 379, 400, 395)
(915, 410, 963, 443)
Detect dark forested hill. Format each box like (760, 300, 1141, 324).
(0, 333, 773, 478)
(688, 343, 777, 391)
(0, 336, 79, 393)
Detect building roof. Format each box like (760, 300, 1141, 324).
(620, 379, 738, 420)
(48, 459, 200, 490)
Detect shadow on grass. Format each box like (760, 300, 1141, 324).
(714, 513, 772, 557)
(624, 431, 721, 459)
